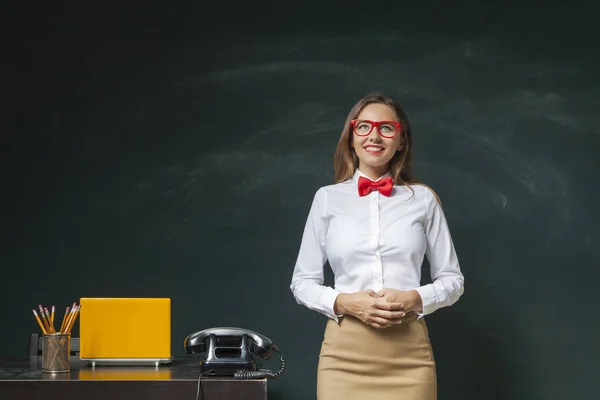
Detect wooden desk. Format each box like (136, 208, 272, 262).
(0, 356, 267, 400)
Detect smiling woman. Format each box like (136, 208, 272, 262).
(290, 93, 465, 400)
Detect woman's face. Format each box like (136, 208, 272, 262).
(351, 103, 402, 175)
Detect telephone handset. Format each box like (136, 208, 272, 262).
(184, 327, 286, 379)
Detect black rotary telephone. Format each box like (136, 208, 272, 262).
(183, 327, 286, 379)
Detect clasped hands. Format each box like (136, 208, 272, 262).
(334, 288, 423, 329)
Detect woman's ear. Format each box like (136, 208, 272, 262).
(397, 137, 404, 152)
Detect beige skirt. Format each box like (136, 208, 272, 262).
(317, 313, 437, 400)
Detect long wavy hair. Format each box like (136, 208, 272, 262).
(332, 93, 440, 203)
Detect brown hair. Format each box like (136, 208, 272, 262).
(332, 93, 440, 203)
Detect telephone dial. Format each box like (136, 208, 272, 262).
(183, 327, 286, 379)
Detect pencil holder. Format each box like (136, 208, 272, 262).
(41, 333, 70, 373)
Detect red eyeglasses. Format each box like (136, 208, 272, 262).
(351, 119, 402, 138)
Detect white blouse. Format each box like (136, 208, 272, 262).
(290, 169, 464, 322)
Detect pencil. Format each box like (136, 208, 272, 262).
(66, 305, 80, 334)
(38, 305, 50, 333)
(60, 307, 70, 333)
(44, 307, 55, 333)
(32, 309, 47, 334)
(64, 305, 77, 334)
(64, 306, 77, 333)
(50, 305, 55, 325)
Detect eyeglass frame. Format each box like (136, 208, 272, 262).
(350, 119, 402, 139)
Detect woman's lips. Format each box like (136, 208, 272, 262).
(364, 145, 385, 154)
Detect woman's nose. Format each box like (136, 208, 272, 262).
(368, 127, 383, 141)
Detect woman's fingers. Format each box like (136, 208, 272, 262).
(367, 319, 403, 328)
(363, 309, 405, 328)
(351, 292, 408, 328)
(373, 298, 404, 311)
(375, 309, 405, 320)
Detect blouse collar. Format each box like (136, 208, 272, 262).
(352, 168, 392, 183)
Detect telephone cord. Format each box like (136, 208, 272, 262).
(196, 369, 214, 400)
(234, 346, 286, 380)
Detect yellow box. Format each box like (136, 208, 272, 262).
(79, 298, 172, 366)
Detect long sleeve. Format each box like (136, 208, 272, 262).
(290, 189, 341, 321)
(415, 189, 465, 316)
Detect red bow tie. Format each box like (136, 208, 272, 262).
(357, 176, 393, 197)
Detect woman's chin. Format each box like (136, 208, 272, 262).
(359, 153, 393, 168)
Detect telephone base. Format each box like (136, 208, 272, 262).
(201, 359, 257, 376)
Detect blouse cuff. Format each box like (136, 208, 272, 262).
(415, 284, 438, 317)
(321, 287, 342, 322)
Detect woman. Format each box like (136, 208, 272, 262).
(290, 93, 464, 399)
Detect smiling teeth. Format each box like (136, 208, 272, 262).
(365, 147, 383, 151)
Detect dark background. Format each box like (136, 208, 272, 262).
(2, 1, 599, 399)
